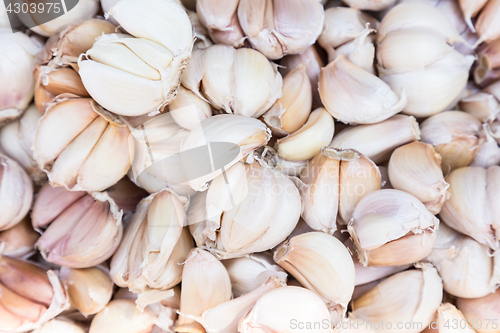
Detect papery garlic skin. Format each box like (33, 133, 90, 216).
(222, 253, 287, 298)
(319, 54, 405, 125)
(388, 141, 449, 214)
(188, 161, 301, 259)
(274, 232, 355, 318)
(420, 111, 485, 173)
(456, 289, 500, 333)
(236, 0, 325, 60)
(0, 216, 38, 259)
(0, 32, 41, 124)
(0, 256, 70, 332)
(110, 190, 193, 294)
(0, 104, 45, 183)
(239, 286, 332, 333)
(440, 166, 500, 251)
(0, 154, 33, 231)
(59, 266, 113, 316)
(352, 263, 443, 333)
(349, 189, 439, 267)
(330, 114, 421, 164)
(276, 107, 335, 161)
(177, 248, 231, 333)
(79, 0, 194, 116)
(35, 191, 123, 268)
(425, 223, 498, 299)
(33, 96, 131, 192)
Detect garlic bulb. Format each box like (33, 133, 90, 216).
(34, 187, 123, 268)
(456, 289, 500, 333)
(274, 232, 355, 318)
(176, 248, 232, 333)
(0, 217, 38, 259)
(263, 64, 312, 136)
(352, 263, 443, 333)
(0, 32, 41, 125)
(188, 160, 301, 259)
(0, 256, 70, 332)
(343, 0, 396, 11)
(388, 141, 449, 214)
(425, 223, 498, 298)
(222, 252, 288, 297)
(330, 114, 421, 164)
(0, 154, 33, 231)
(299, 147, 380, 233)
(376, 1, 474, 117)
(78, 0, 194, 116)
(181, 45, 282, 118)
(420, 111, 485, 173)
(24, 0, 100, 37)
(276, 107, 335, 161)
(459, 92, 500, 123)
(32, 318, 86, 333)
(239, 286, 332, 333)
(0, 104, 45, 183)
(348, 189, 439, 266)
(59, 266, 113, 316)
(440, 166, 500, 251)
(33, 96, 131, 192)
(475, 0, 500, 45)
(110, 190, 193, 295)
(319, 54, 406, 125)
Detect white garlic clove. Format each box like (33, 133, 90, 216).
(168, 85, 212, 131)
(343, 0, 396, 11)
(475, 0, 500, 45)
(32, 317, 86, 333)
(196, 0, 245, 47)
(333, 27, 376, 73)
(459, 92, 500, 123)
(458, 0, 489, 32)
(0, 216, 38, 259)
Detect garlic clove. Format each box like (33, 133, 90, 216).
(176, 248, 232, 333)
(475, 0, 500, 45)
(38, 67, 89, 100)
(459, 92, 500, 123)
(342, 0, 396, 11)
(196, 0, 245, 47)
(274, 232, 355, 317)
(333, 27, 376, 73)
(354, 261, 411, 286)
(471, 124, 500, 168)
(420, 111, 485, 173)
(388, 141, 449, 214)
(319, 54, 406, 125)
(348, 189, 439, 267)
(0, 216, 38, 259)
(168, 85, 212, 131)
(276, 107, 335, 161)
(32, 317, 86, 333)
(456, 289, 500, 333)
(458, 0, 489, 32)
(330, 114, 421, 164)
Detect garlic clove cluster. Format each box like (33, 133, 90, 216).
(33, 96, 131, 192)
(348, 189, 439, 267)
(78, 0, 194, 116)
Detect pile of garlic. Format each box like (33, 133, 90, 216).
(1, 0, 500, 332)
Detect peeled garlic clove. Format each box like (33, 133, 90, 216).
(349, 189, 439, 266)
(0, 216, 38, 259)
(79, 0, 193, 116)
(333, 27, 376, 73)
(177, 248, 231, 333)
(276, 107, 335, 161)
(456, 289, 500, 333)
(237, 0, 325, 60)
(319, 54, 406, 125)
(318, 7, 379, 53)
(32, 317, 86, 333)
(330, 114, 421, 164)
(376, 2, 463, 45)
(0, 32, 41, 124)
(475, 0, 500, 45)
(196, 0, 245, 47)
(222, 252, 288, 298)
(420, 111, 485, 173)
(36, 192, 123, 268)
(343, 0, 396, 11)
(263, 64, 312, 136)
(168, 85, 212, 130)
(239, 286, 332, 333)
(0, 104, 45, 183)
(274, 232, 355, 317)
(459, 92, 500, 122)
(440, 166, 500, 251)
(458, 0, 488, 32)
(33, 97, 131, 192)
(0, 154, 33, 231)
(425, 223, 497, 298)
(388, 141, 449, 215)
(352, 263, 442, 333)
(0, 256, 70, 332)
(110, 190, 193, 293)
(89, 299, 160, 333)
(59, 266, 113, 316)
